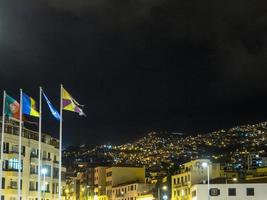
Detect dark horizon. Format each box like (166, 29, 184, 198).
(1, 0, 267, 147)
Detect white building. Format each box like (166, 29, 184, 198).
(191, 182, 267, 200)
(172, 159, 220, 200)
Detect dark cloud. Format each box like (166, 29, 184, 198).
(0, 0, 267, 146)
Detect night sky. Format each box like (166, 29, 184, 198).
(0, 0, 267, 147)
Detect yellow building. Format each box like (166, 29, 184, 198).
(106, 167, 145, 199)
(94, 166, 109, 200)
(171, 159, 220, 200)
(111, 182, 155, 200)
(1, 118, 66, 200)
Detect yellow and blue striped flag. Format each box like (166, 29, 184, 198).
(22, 93, 39, 117)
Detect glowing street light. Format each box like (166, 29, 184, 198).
(41, 168, 48, 193)
(162, 186, 168, 191)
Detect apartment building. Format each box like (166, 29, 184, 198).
(1, 117, 66, 200)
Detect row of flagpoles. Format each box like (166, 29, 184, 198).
(0, 85, 85, 200)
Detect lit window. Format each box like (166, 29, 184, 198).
(8, 159, 20, 170)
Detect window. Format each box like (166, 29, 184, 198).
(36, 182, 38, 191)
(8, 159, 19, 170)
(192, 190, 196, 197)
(228, 188, 236, 196)
(10, 180, 17, 189)
(3, 142, 9, 153)
(247, 188, 254, 196)
(29, 181, 35, 190)
(173, 178, 176, 185)
(210, 188, 220, 196)
(2, 178, 5, 189)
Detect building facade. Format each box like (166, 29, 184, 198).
(171, 159, 220, 200)
(1, 118, 66, 200)
(106, 167, 145, 199)
(191, 183, 267, 200)
(111, 182, 155, 200)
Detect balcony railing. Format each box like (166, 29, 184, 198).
(53, 160, 59, 164)
(9, 150, 25, 156)
(43, 157, 52, 161)
(30, 170, 38, 175)
(30, 153, 38, 159)
(7, 186, 18, 190)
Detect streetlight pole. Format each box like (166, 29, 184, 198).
(225, 175, 228, 200)
(202, 162, 210, 200)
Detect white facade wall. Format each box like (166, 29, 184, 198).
(191, 183, 267, 200)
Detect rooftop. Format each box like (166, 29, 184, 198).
(1, 117, 59, 149)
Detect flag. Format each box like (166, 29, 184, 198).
(22, 93, 39, 117)
(5, 94, 20, 119)
(43, 92, 60, 120)
(62, 87, 85, 116)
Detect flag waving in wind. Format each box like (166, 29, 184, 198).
(43, 92, 61, 120)
(5, 94, 20, 119)
(22, 93, 39, 117)
(62, 87, 85, 116)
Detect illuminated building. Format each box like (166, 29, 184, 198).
(1, 118, 66, 200)
(111, 182, 155, 200)
(106, 167, 145, 199)
(191, 178, 267, 200)
(171, 159, 220, 200)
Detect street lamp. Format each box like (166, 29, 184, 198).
(202, 162, 210, 200)
(41, 167, 48, 197)
(162, 195, 168, 200)
(162, 186, 168, 191)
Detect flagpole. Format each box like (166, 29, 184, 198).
(58, 84, 63, 200)
(38, 87, 42, 200)
(0, 90, 6, 197)
(18, 89, 23, 200)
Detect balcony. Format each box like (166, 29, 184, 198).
(53, 160, 59, 164)
(115, 193, 125, 198)
(9, 150, 25, 156)
(30, 153, 38, 159)
(173, 183, 182, 189)
(30, 170, 38, 175)
(43, 157, 51, 162)
(7, 185, 18, 190)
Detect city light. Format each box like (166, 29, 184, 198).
(41, 168, 48, 175)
